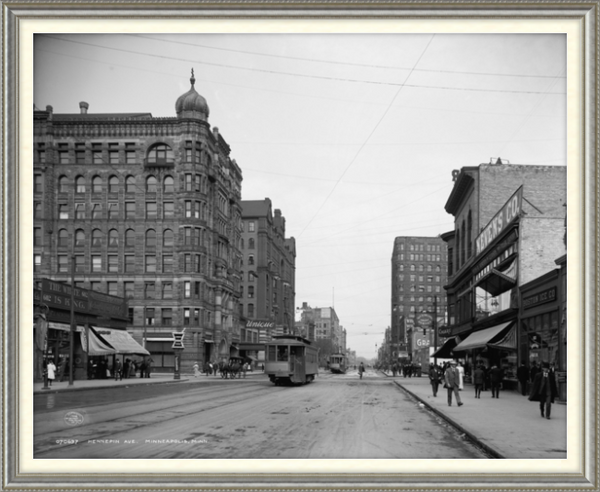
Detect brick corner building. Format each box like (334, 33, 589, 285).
(33, 72, 244, 374)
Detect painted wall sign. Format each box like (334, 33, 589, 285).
(246, 320, 276, 329)
(476, 187, 523, 256)
(522, 287, 557, 310)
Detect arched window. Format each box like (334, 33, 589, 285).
(126, 176, 136, 193)
(145, 229, 156, 248)
(58, 228, 69, 247)
(163, 229, 173, 247)
(92, 229, 102, 247)
(59, 175, 69, 193)
(76, 176, 86, 193)
(92, 176, 102, 194)
(125, 228, 136, 247)
(108, 175, 119, 193)
(146, 143, 174, 165)
(74, 229, 85, 247)
(146, 175, 157, 193)
(163, 176, 174, 193)
(108, 229, 119, 247)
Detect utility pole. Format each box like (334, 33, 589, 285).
(433, 296, 438, 366)
(69, 255, 75, 386)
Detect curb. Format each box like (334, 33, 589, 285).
(392, 380, 504, 459)
(34, 378, 189, 395)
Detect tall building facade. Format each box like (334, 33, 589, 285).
(390, 236, 448, 364)
(240, 199, 296, 346)
(440, 161, 566, 387)
(33, 73, 244, 373)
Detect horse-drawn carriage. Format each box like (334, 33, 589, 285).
(219, 356, 250, 379)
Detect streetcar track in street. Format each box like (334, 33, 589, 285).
(34, 382, 275, 456)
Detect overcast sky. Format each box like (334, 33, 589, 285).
(34, 33, 566, 359)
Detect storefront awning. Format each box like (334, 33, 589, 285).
(487, 324, 517, 350)
(453, 322, 514, 352)
(82, 326, 150, 356)
(431, 337, 459, 359)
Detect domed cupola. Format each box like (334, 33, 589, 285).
(176, 69, 209, 120)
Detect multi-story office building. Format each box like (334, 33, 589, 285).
(33, 72, 243, 373)
(439, 160, 566, 388)
(390, 236, 448, 364)
(239, 199, 296, 349)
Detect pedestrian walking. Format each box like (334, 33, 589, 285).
(46, 360, 56, 386)
(473, 364, 485, 398)
(489, 364, 504, 398)
(457, 362, 465, 390)
(517, 363, 529, 396)
(114, 359, 122, 381)
(528, 361, 559, 419)
(444, 360, 463, 407)
(193, 362, 201, 378)
(358, 362, 365, 379)
(428, 363, 442, 397)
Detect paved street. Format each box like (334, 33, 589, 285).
(34, 368, 487, 459)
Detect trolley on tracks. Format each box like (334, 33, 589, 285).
(329, 353, 347, 374)
(264, 335, 319, 385)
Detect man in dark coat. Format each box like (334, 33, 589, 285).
(530, 361, 541, 384)
(489, 364, 504, 398)
(528, 361, 559, 419)
(428, 363, 442, 397)
(517, 363, 529, 396)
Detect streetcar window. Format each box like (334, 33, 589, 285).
(277, 346, 289, 361)
(267, 346, 276, 361)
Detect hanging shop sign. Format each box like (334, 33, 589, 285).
(413, 332, 431, 350)
(476, 186, 523, 256)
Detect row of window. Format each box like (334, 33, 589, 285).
(51, 200, 208, 221)
(398, 264, 443, 273)
(397, 274, 443, 283)
(41, 140, 217, 166)
(397, 243, 444, 252)
(34, 172, 210, 195)
(397, 254, 444, 262)
(397, 283, 442, 293)
(397, 296, 445, 304)
(38, 227, 210, 250)
(34, 252, 208, 275)
(144, 306, 207, 327)
(49, 143, 173, 166)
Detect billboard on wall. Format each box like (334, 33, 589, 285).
(475, 186, 523, 256)
(412, 332, 431, 350)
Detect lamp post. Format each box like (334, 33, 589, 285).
(433, 296, 438, 366)
(68, 255, 75, 386)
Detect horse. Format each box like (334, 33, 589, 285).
(203, 362, 213, 376)
(218, 360, 230, 379)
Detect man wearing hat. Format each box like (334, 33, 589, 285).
(444, 360, 463, 407)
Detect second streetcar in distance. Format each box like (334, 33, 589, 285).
(264, 335, 319, 385)
(329, 353, 347, 374)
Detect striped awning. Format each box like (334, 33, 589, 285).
(487, 324, 517, 350)
(453, 322, 514, 352)
(81, 326, 150, 356)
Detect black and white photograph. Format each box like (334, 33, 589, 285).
(30, 32, 571, 464)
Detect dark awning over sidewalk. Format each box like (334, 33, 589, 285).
(432, 337, 459, 358)
(453, 322, 514, 352)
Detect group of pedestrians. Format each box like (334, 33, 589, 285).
(428, 358, 559, 419)
(113, 357, 152, 381)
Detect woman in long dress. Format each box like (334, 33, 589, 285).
(457, 362, 465, 390)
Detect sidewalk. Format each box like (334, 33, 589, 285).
(386, 373, 567, 459)
(33, 370, 267, 394)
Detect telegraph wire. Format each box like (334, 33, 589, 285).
(130, 34, 566, 80)
(39, 35, 566, 95)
